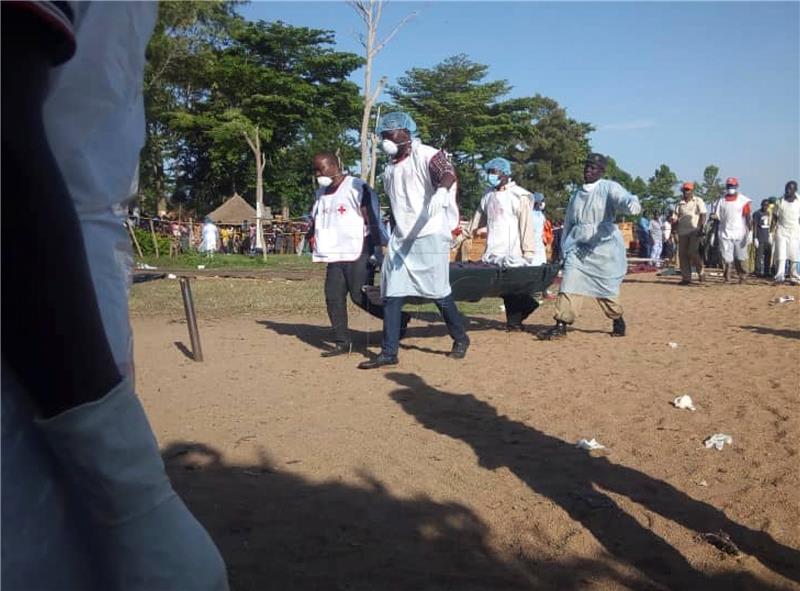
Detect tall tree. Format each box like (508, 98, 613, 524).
(697, 164, 723, 204)
(348, 1, 415, 182)
(148, 17, 364, 216)
(630, 176, 648, 197)
(647, 164, 678, 203)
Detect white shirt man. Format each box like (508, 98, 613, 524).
(715, 177, 752, 283)
(772, 181, 800, 284)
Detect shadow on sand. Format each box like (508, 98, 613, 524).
(383, 372, 800, 591)
(163, 441, 664, 591)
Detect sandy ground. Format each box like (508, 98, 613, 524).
(133, 272, 800, 591)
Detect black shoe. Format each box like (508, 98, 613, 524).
(357, 353, 399, 369)
(506, 323, 524, 332)
(539, 321, 567, 340)
(447, 339, 470, 359)
(321, 342, 351, 357)
(400, 313, 411, 340)
(611, 317, 626, 337)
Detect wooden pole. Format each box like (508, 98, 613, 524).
(126, 220, 144, 259)
(149, 218, 160, 258)
(179, 277, 203, 362)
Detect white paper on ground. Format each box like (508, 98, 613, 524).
(673, 395, 696, 411)
(704, 433, 733, 450)
(576, 438, 606, 450)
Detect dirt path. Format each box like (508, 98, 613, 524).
(134, 273, 800, 590)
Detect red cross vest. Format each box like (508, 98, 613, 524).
(311, 175, 368, 263)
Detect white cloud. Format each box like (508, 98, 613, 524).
(597, 119, 656, 132)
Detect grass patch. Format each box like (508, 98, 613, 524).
(137, 253, 315, 271)
(131, 275, 506, 319)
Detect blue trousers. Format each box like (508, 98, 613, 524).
(382, 295, 468, 357)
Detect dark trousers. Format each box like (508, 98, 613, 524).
(382, 294, 467, 357)
(502, 294, 539, 327)
(325, 244, 383, 344)
(755, 242, 772, 276)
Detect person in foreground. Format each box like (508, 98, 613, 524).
(358, 112, 469, 369)
(466, 157, 540, 331)
(540, 153, 641, 340)
(2, 2, 228, 589)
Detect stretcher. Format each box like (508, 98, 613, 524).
(364, 262, 561, 306)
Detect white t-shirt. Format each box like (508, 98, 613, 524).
(774, 197, 800, 238)
(311, 175, 368, 263)
(717, 194, 751, 241)
(381, 139, 458, 240)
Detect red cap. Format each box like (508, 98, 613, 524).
(725, 177, 739, 186)
(681, 182, 694, 191)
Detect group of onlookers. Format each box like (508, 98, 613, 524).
(634, 179, 799, 285)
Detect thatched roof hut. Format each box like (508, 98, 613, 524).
(207, 193, 257, 225)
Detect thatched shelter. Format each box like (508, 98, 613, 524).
(207, 193, 257, 225)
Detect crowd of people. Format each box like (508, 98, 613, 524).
(633, 180, 800, 285)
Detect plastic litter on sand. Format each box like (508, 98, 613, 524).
(672, 395, 696, 411)
(167, 273, 177, 279)
(576, 438, 606, 451)
(668, 342, 679, 349)
(770, 295, 795, 304)
(704, 433, 733, 450)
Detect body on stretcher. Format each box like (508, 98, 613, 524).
(363, 262, 560, 307)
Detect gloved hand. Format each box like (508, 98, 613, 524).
(427, 187, 450, 219)
(754, 238, 759, 249)
(38, 379, 229, 590)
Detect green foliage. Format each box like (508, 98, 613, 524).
(141, 3, 363, 217)
(647, 164, 678, 202)
(132, 227, 173, 257)
(387, 55, 592, 214)
(697, 164, 723, 204)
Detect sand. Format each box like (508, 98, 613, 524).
(134, 273, 800, 590)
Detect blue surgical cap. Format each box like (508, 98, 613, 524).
(485, 157, 511, 176)
(376, 112, 417, 135)
(533, 192, 545, 203)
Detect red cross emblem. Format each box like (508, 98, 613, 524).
(337, 205, 347, 215)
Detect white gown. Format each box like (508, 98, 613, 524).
(381, 140, 458, 299)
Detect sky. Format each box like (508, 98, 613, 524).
(240, 1, 799, 198)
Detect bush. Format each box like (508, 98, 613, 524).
(131, 226, 173, 258)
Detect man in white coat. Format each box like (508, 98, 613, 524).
(772, 180, 800, 284)
(467, 157, 540, 331)
(358, 112, 469, 369)
(540, 153, 641, 340)
(715, 177, 752, 283)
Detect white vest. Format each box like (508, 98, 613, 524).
(774, 197, 800, 238)
(382, 139, 458, 240)
(717, 194, 751, 241)
(312, 175, 367, 263)
(481, 185, 524, 259)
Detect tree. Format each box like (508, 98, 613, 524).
(604, 157, 633, 191)
(697, 164, 723, 204)
(141, 0, 236, 214)
(630, 176, 648, 197)
(348, 1, 415, 182)
(647, 164, 678, 203)
(387, 55, 592, 214)
(143, 14, 364, 217)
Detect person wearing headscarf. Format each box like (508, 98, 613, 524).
(540, 153, 641, 340)
(466, 157, 539, 331)
(358, 112, 469, 368)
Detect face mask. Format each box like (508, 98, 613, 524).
(316, 176, 333, 188)
(539, 202, 545, 210)
(380, 138, 413, 156)
(487, 174, 501, 188)
(726, 187, 737, 195)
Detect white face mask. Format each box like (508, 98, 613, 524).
(726, 187, 737, 195)
(380, 139, 399, 155)
(316, 176, 333, 188)
(539, 202, 546, 210)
